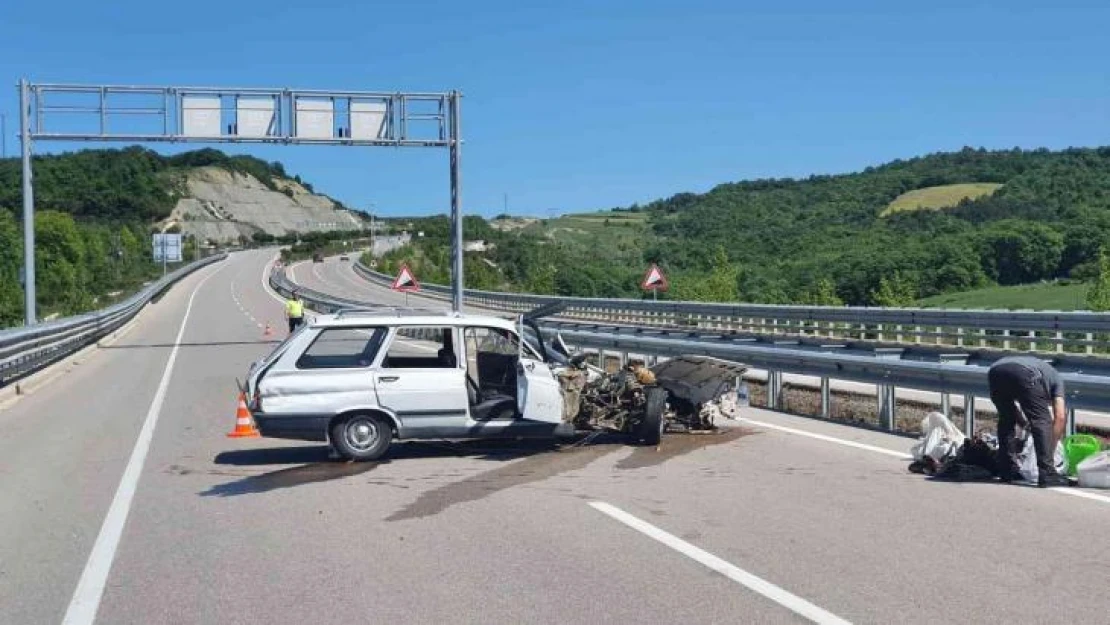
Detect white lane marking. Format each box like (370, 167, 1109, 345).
(737, 416, 1110, 507)
(589, 501, 853, 625)
(312, 261, 348, 294)
(262, 255, 286, 305)
(230, 281, 259, 326)
(1051, 487, 1110, 505)
(737, 417, 912, 460)
(62, 262, 227, 625)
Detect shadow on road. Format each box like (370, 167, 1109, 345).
(200, 429, 748, 502)
(200, 438, 603, 498)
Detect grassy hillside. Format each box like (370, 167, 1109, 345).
(388, 147, 1110, 307)
(917, 281, 1089, 311)
(881, 183, 1003, 217)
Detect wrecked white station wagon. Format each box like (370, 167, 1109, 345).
(241, 308, 746, 461)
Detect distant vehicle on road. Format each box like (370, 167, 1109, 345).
(312, 252, 324, 263)
(340, 254, 350, 261)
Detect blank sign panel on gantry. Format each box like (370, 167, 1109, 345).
(351, 101, 388, 140)
(182, 96, 222, 137)
(236, 97, 277, 137)
(295, 99, 334, 139)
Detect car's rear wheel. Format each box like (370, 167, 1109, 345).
(636, 387, 667, 446)
(331, 413, 392, 461)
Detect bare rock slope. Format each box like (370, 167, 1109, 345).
(169, 167, 363, 242)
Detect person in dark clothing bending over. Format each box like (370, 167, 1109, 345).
(988, 355, 1069, 487)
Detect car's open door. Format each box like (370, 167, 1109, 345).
(515, 314, 563, 424)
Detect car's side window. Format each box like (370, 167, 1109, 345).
(382, 326, 458, 369)
(295, 327, 386, 369)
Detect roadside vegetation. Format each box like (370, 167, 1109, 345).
(11, 145, 1110, 328)
(374, 147, 1110, 309)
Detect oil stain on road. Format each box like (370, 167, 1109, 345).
(615, 426, 754, 470)
(384, 441, 625, 522)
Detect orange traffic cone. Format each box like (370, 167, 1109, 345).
(227, 392, 260, 438)
(263, 322, 273, 338)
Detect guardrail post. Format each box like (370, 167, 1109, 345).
(979, 328, 987, 348)
(963, 394, 976, 435)
(767, 370, 782, 410)
(941, 393, 951, 418)
(820, 376, 830, 418)
(914, 325, 921, 344)
(956, 327, 964, 347)
(1028, 331, 1037, 352)
(1086, 332, 1094, 355)
(896, 324, 903, 343)
(1003, 329, 1011, 350)
(879, 385, 895, 431)
(1055, 331, 1063, 354)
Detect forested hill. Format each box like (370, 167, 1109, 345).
(384, 146, 1110, 308)
(638, 146, 1110, 305)
(0, 147, 356, 327)
(0, 147, 296, 222)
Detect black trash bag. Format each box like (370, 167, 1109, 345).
(931, 435, 999, 482)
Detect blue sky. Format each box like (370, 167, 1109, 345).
(1, 0, 1108, 217)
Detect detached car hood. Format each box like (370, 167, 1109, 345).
(650, 355, 749, 406)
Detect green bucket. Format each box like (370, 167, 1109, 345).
(1064, 434, 1103, 477)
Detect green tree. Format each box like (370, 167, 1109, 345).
(0, 211, 22, 326)
(801, 277, 844, 306)
(35, 211, 91, 313)
(672, 246, 739, 302)
(979, 221, 1065, 285)
(1085, 248, 1110, 311)
(870, 271, 918, 307)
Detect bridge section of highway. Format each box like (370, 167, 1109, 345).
(3, 250, 1109, 625)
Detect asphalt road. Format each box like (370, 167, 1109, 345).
(4, 250, 1110, 625)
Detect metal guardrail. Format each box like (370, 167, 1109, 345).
(0, 254, 227, 387)
(352, 261, 1110, 355)
(281, 266, 1110, 437)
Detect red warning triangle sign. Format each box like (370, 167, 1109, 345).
(391, 263, 421, 292)
(641, 263, 668, 291)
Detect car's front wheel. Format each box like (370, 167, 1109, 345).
(331, 413, 392, 461)
(636, 387, 668, 446)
